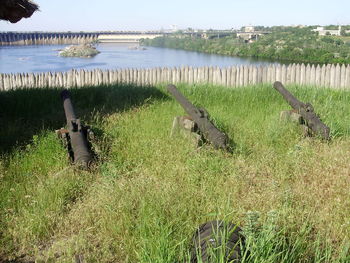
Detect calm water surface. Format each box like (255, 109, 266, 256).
(0, 43, 281, 74)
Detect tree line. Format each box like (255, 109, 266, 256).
(142, 26, 350, 64)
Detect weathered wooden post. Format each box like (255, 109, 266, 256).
(103, 70, 109, 85)
(335, 64, 341, 88)
(189, 67, 194, 84)
(346, 65, 350, 88)
(243, 66, 248, 86)
(248, 65, 253, 85)
(136, 69, 141, 85)
(300, 64, 306, 85)
(0, 74, 3, 91)
(281, 64, 286, 84)
(330, 64, 336, 88)
(167, 67, 172, 84)
(193, 67, 198, 84)
(231, 66, 237, 87)
(340, 64, 346, 88)
(310, 64, 316, 85)
(315, 65, 321, 86)
(133, 68, 138, 84)
(221, 67, 227, 86)
(274, 81, 330, 140)
(305, 64, 311, 85)
(141, 69, 146, 85)
(204, 66, 209, 83)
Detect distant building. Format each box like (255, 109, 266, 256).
(236, 26, 270, 43)
(171, 25, 178, 32)
(244, 26, 255, 33)
(237, 32, 259, 42)
(313, 26, 341, 36)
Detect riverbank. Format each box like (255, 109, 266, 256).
(1, 83, 349, 262)
(142, 27, 350, 64)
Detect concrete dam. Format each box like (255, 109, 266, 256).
(0, 31, 164, 46)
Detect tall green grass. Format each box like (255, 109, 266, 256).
(0, 83, 349, 262)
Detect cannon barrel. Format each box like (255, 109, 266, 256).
(273, 81, 306, 110)
(167, 84, 229, 150)
(61, 89, 92, 168)
(61, 89, 77, 120)
(273, 81, 330, 140)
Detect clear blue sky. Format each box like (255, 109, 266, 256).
(1, 0, 349, 31)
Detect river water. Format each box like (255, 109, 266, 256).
(0, 43, 281, 74)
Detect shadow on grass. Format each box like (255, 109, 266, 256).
(0, 84, 169, 154)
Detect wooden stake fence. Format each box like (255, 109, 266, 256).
(1, 64, 350, 91)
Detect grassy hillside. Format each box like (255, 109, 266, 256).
(0, 83, 350, 262)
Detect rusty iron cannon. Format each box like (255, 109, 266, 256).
(57, 89, 93, 168)
(167, 84, 230, 151)
(273, 81, 330, 140)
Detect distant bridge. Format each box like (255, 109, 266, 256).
(97, 32, 163, 43)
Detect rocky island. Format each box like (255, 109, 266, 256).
(59, 44, 100, 58)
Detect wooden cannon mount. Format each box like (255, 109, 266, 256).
(56, 89, 94, 169)
(273, 81, 330, 140)
(167, 84, 231, 151)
